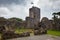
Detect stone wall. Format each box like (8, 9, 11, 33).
(41, 17, 53, 30)
(25, 6, 40, 29)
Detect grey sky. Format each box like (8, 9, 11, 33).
(0, 0, 60, 20)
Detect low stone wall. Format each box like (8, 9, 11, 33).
(1, 32, 30, 40)
(1, 29, 47, 40)
(34, 29, 47, 35)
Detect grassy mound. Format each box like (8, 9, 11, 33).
(47, 30, 60, 36)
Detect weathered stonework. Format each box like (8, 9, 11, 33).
(41, 17, 53, 30)
(26, 6, 40, 29)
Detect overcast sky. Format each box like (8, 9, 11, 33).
(0, 0, 60, 20)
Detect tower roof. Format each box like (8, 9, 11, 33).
(29, 6, 40, 11)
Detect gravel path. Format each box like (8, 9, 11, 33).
(7, 35, 60, 40)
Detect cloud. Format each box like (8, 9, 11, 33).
(0, 0, 38, 20)
(0, 7, 9, 16)
(0, 0, 60, 20)
(0, 0, 28, 19)
(0, 0, 25, 5)
(38, 0, 60, 19)
(49, 0, 59, 2)
(0, 5, 28, 20)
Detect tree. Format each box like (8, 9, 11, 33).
(52, 12, 60, 18)
(8, 17, 23, 22)
(57, 12, 60, 16)
(52, 12, 60, 30)
(52, 13, 57, 15)
(52, 13, 58, 30)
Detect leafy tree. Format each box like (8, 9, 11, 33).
(52, 12, 60, 30)
(8, 17, 23, 22)
(52, 12, 60, 18)
(56, 12, 60, 16)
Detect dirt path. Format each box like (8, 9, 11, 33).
(7, 35, 60, 40)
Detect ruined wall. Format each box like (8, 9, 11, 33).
(41, 17, 53, 30)
(25, 17, 34, 28)
(26, 6, 40, 29)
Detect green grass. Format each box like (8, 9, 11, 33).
(15, 28, 33, 34)
(15, 29, 60, 36)
(0, 33, 2, 40)
(47, 30, 60, 36)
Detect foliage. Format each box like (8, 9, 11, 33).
(53, 12, 60, 16)
(15, 28, 33, 34)
(52, 12, 60, 30)
(52, 12, 60, 18)
(8, 17, 23, 22)
(47, 30, 60, 36)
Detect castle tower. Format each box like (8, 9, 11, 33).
(25, 6, 40, 29)
(29, 6, 40, 22)
(29, 6, 40, 28)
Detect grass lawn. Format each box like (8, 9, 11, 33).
(47, 30, 60, 36)
(15, 29, 60, 36)
(15, 28, 34, 34)
(0, 33, 2, 40)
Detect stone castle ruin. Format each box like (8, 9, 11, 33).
(0, 6, 48, 33)
(0, 5, 59, 34)
(0, 6, 50, 33)
(0, 6, 54, 40)
(26, 6, 40, 29)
